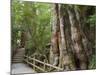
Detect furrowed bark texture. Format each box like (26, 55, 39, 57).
(50, 4, 60, 66)
(50, 4, 92, 71)
(67, 5, 88, 69)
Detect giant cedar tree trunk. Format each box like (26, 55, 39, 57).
(58, 4, 76, 70)
(67, 5, 88, 70)
(50, 4, 76, 71)
(50, 4, 91, 70)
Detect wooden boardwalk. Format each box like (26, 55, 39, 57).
(11, 48, 63, 74)
(11, 63, 36, 74)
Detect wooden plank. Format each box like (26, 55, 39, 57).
(24, 59, 47, 72)
(24, 56, 63, 71)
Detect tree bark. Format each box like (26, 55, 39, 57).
(50, 4, 60, 66)
(50, 4, 92, 70)
(58, 4, 76, 70)
(74, 6, 92, 59)
(67, 5, 88, 70)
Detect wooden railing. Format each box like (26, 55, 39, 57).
(24, 55, 63, 72)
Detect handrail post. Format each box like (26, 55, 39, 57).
(33, 55, 35, 71)
(49, 61, 52, 71)
(27, 56, 28, 64)
(43, 59, 46, 71)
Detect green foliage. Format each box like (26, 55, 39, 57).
(87, 14, 96, 27)
(23, 2, 52, 55)
(89, 54, 96, 69)
(12, 0, 52, 55)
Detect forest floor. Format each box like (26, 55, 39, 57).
(11, 63, 36, 74)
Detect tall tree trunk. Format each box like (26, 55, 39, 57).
(50, 4, 92, 70)
(67, 5, 88, 70)
(50, 4, 60, 66)
(74, 6, 92, 59)
(58, 4, 76, 70)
